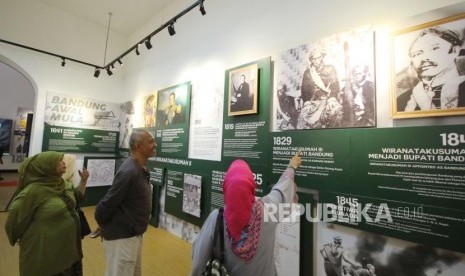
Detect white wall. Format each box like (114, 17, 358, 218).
(0, 0, 127, 64)
(1, 0, 464, 266)
(121, 0, 465, 128)
(2, 0, 464, 156)
(0, 58, 34, 170)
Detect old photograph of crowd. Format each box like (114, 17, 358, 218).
(273, 26, 375, 131)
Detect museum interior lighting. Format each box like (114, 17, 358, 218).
(168, 23, 176, 36)
(94, 67, 101, 78)
(0, 0, 207, 77)
(145, 37, 153, 49)
(199, 3, 206, 16)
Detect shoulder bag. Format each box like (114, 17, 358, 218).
(75, 193, 91, 239)
(202, 207, 229, 276)
(60, 191, 91, 239)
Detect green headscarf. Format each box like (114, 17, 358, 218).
(15, 151, 65, 196)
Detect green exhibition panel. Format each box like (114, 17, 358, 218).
(222, 57, 271, 166)
(269, 129, 351, 190)
(42, 123, 119, 153)
(154, 82, 191, 159)
(349, 124, 465, 210)
(319, 124, 465, 253)
(320, 191, 465, 253)
(157, 157, 220, 226)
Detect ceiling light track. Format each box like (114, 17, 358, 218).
(0, 0, 207, 77)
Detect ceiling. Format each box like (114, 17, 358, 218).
(37, 0, 169, 36)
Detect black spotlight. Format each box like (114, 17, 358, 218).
(94, 68, 100, 78)
(135, 45, 140, 56)
(117, 58, 123, 65)
(168, 23, 176, 36)
(199, 3, 206, 16)
(145, 38, 153, 50)
(106, 67, 113, 76)
(61, 58, 66, 67)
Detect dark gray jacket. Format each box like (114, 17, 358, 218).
(95, 157, 152, 240)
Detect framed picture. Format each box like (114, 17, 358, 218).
(228, 63, 258, 116)
(272, 26, 376, 130)
(392, 13, 465, 119)
(156, 82, 190, 127)
(83, 156, 116, 187)
(182, 173, 202, 217)
(142, 93, 157, 127)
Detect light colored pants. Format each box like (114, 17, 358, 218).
(103, 235, 143, 276)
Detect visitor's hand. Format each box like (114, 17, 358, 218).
(78, 168, 89, 181)
(288, 149, 302, 169)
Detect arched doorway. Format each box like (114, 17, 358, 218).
(0, 55, 36, 171)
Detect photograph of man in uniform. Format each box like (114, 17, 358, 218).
(164, 92, 185, 125)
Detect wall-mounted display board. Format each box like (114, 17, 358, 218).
(269, 129, 351, 189)
(158, 157, 219, 226)
(159, 157, 272, 227)
(154, 82, 191, 158)
(83, 156, 116, 187)
(42, 123, 119, 153)
(269, 124, 464, 254)
(321, 191, 465, 253)
(149, 166, 165, 187)
(349, 124, 464, 253)
(349, 124, 465, 207)
(148, 163, 165, 227)
(222, 57, 271, 166)
(272, 25, 376, 131)
(316, 221, 465, 276)
(81, 155, 126, 207)
(45, 91, 123, 131)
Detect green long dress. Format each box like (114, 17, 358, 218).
(5, 151, 83, 276)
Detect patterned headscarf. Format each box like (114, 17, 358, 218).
(223, 159, 256, 242)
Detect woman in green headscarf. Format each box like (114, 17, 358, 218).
(5, 151, 89, 276)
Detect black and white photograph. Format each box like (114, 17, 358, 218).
(317, 222, 465, 276)
(392, 13, 465, 118)
(182, 173, 202, 217)
(273, 26, 375, 131)
(228, 63, 258, 116)
(118, 101, 135, 149)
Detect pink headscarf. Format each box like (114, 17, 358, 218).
(223, 159, 256, 243)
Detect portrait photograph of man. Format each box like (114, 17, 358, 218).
(156, 84, 189, 127)
(392, 14, 465, 118)
(228, 63, 258, 116)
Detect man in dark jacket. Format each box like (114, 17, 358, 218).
(95, 129, 157, 275)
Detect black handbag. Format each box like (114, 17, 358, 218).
(60, 191, 91, 239)
(75, 195, 91, 239)
(202, 207, 229, 276)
